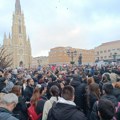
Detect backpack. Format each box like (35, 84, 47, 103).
(28, 104, 42, 120)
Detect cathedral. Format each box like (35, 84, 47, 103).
(3, 0, 31, 68)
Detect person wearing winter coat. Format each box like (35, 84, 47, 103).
(86, 83, 100, 119)
(112, 82, 120, 101)
(70, 75, 86, 111)
(0, 77, 6, 92)
(101, 83, 118, 106)
(90, 99, 116, 120)
(47, 85, 87, 120)
(0, 93, 19, 120)
(42, 85, 60, 120)
(28, 85, 47, 120)
(11, 85, 28, 120)
(24, 78, 34, 101)
(98, 99, 115, 120)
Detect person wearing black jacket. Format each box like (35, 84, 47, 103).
(0, 77, 6, 92)
(70, 75, 86, 111)
(11, 85, 28, 120)
(47, 85, 87, 120)
(101, 83, 118, 106)
(24, 78, 34, 102)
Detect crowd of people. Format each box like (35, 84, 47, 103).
(0, 64, 120, 120)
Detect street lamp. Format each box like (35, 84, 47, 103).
(78, 53, 82, 66)
(113, 52, 117, 62)
(67, 49, 77, 66)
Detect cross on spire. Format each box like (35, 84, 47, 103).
(15, 0, 21, 14)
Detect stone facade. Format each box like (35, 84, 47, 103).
(32, 56, 49, 68)
(3, 0, 31, 68)
(95, 40, 120, 62)
(49, 47, 95, 65)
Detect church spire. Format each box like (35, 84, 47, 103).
(15, 0, 21, 14)
(9, 33, 11, 39)
(4, 32, 6, 39)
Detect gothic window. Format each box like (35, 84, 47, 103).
(19, 25, 21, 33)
(18, 18, 22, 34)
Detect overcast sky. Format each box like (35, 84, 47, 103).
(0, 0, 120, 57)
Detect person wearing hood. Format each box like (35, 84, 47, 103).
(47, 85, 87, 120)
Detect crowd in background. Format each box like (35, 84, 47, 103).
(0, 64, 120, 120)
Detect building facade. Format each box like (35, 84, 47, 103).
(32, 56, 49, 68)
(95, 40, 120, 62)
(49, 47, 95, 65)
(3, 0, 31, 68)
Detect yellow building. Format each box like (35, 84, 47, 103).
(95, 40, 120, 62)
(49, 47, 95, 65)
(3, 0, 31, 68)
(32, 56, 49, 68)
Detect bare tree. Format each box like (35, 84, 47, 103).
(0, 47, 13, 69)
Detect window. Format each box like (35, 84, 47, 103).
(104, 50, 106, 53)
(97, 51, 99, 55)
(104, 56, 107, 59)
(108, 49, 111, 52)
(100, 51, 103, 53)
(19, 25, 21, 33)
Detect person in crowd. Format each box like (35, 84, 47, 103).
(86, 83, 100, 118)
(93, 71, 101, 84)
(98, 99, 115, 120)
(99, 73, 111, 95)
(110, 69, 119, 83)
(0, 93, 19, 120)
(112, 82, 120, 101)
(0, 77, 6, 92)
(42, 85, 60, 120)
(70, 74, 86, 112)
(22, 78, 27, 96)
(47, 85, 87, 120)
(32, 71, 39, 85)
(24, 78, 35, 101)
(87, 77, 95, 85)
(28, 86, 46, 120)
(101, 83, 118, 106)
(2, 76, 14, 93)
(11, 85, 28, 120)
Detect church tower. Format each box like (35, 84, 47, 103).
(3, 0, 32, 68)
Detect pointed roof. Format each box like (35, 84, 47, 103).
(15, 0, 21, 14)
(4, 32, 6, 39)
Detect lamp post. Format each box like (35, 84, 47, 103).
(113, 52, 117, 62)
(67, 49, 77, 66)
(78, 53, 82, 66)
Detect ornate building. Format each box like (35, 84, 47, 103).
(3, 0, 31, 68)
